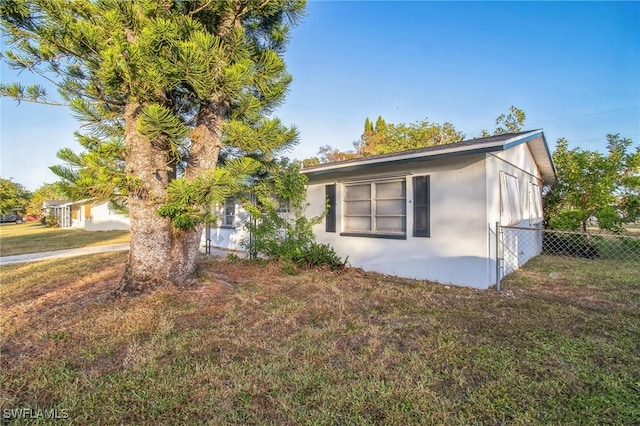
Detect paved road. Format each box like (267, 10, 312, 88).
(0, 244, 243, 266)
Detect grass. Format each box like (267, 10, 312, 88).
(1, 253, 638, 424)
(0, 222, 130, 257)
(593, 234, 640, 260)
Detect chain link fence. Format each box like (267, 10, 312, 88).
(496, 224, 640, 289)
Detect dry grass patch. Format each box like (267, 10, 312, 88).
(0, 222, 130, 256)
(1, 253, 639, 424)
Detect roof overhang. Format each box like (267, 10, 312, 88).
(42, 200, 68, 208)
(508, 131, 556, 184)
(44, 198, 94, 208)
(302, 130, 557, 184)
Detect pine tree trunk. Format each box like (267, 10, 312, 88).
(186, 102, 225, 179)
(118, 199, 204, 293)
(116, 102, 227, 294)
(116, 103, 205, 294)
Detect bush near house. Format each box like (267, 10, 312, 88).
(242, 160, 346, 271)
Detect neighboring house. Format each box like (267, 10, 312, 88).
(43, 199, 130, 231)
(301, 130, 556, 289)
(42, 200, 72, 227)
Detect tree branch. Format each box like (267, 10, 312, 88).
(189, 0, 213, 16)
(3, 97, 68, 107)
(216, 1, 249, 37)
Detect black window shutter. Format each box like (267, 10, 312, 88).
(413, 176, 430, 237)
(326, 184, 336, 233)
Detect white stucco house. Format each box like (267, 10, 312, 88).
(301, 130, 556, 289)
(43, 199, 130, 231)
(204, 130, 555, 288)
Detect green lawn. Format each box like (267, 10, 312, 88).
(0, 222, 130, 257)
(0, 253, 638, 424)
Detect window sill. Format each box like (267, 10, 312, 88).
(213, 225, 236, 229)
(340, 232, 406, 240)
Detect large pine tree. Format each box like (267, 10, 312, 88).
(1, 0, 305, 291)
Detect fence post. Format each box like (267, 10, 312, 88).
(249, 193, 257, 260)
(205, 221, 211, 254)
(496, 221, 502, 291)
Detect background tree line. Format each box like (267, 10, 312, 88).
(545, 134, 639, 233)
(0, 178, 66, 217)
(302, 106, 527, 166)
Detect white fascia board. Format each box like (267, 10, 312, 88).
(504, 130, 556, 184)
(302, 131, 542, 176)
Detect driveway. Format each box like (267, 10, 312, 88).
(0, 244, 130, 266)
(0, 244, 245, 266)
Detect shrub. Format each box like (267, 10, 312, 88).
(226, 253, 241, 261)
(292, 242, 347, 270)
(542, 232, 599, 259)
(244, 205, 347, 270)
(241, 159, 346, 270)
(41, 211, 60, 228)
(548, 210, 584, 231)
(596, 206, 625, 233)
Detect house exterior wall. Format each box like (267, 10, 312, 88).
(305, 155, 494, 288)
(203, 202, 250, 251)
(49, 201, 129, 231)
(71, 204, 87, 229)
(83, 202, 130, 231)
(194, 133, 551, 287)
(485, 142, 545, 280)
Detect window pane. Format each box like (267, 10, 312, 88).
(277, 198, 290, 213)
(345, 184, 371, 201)
(223, 197, 235, 214)
(345, 200, 371, 215)
(215, 197, 235, 227)
(345, 216, 371, 232)
(376, 181, 405, 199)
(376, 199, 405, 215)
(343, 179, 408, 236)
(376, 217, 405, 233)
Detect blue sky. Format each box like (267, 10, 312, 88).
(1, 1, 639, 190)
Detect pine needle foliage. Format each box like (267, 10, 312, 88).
(1, 0, 306, 231)
(49, 133, 129, 204)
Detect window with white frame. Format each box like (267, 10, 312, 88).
(342, 179, 406, 238)
(529, 182, 543, 225)
(500, 172, 523, 226)
(276, 197, 290, 213)
(216, 196, 236, 228)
